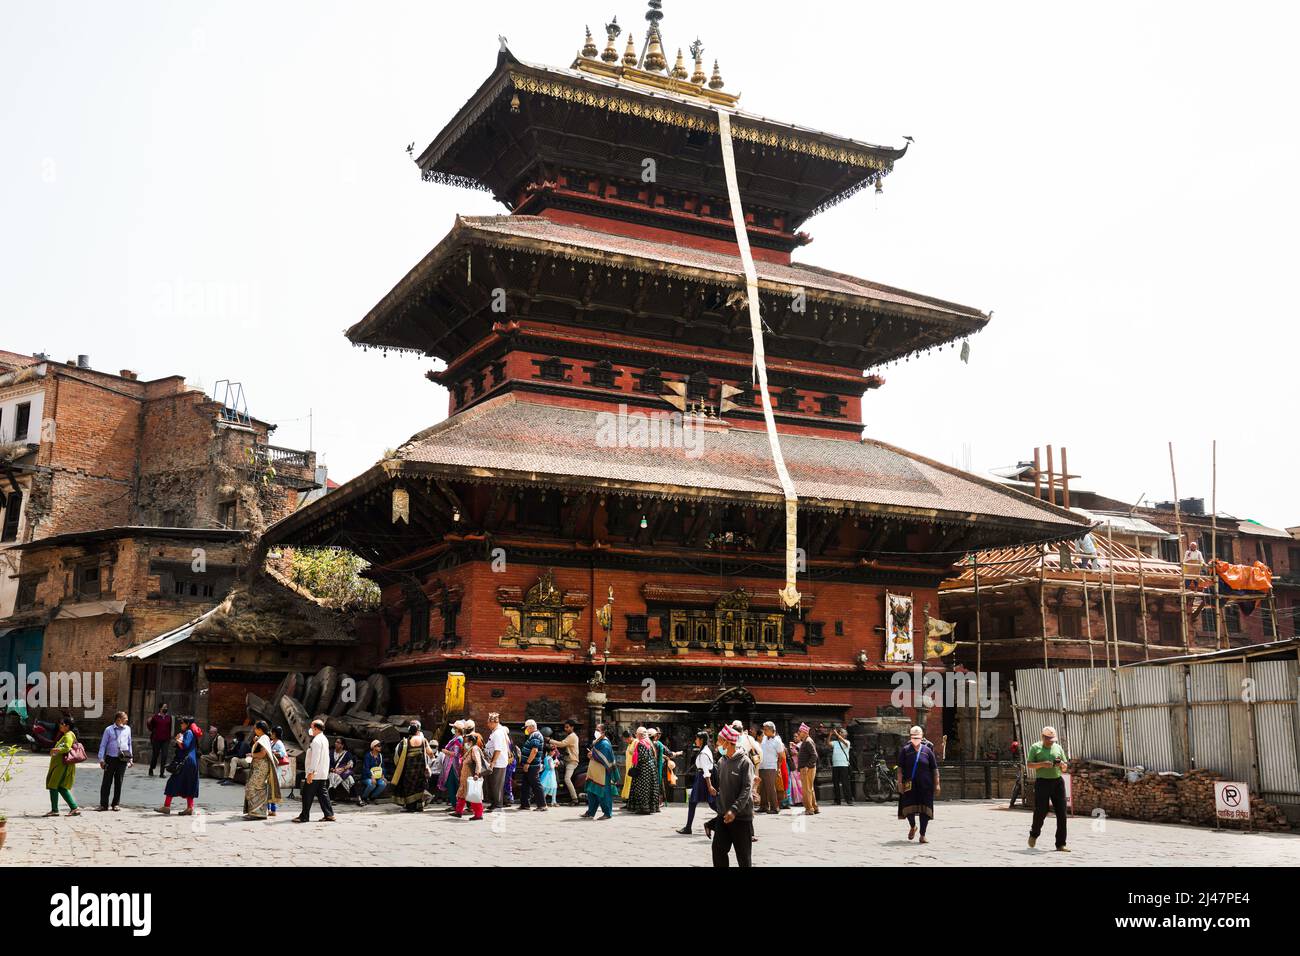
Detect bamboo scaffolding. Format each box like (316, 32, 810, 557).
(1212, 439, 1224, 650)
(1039, 552, 1049, 669)
(1083, 569, 1096, 666)
(1169, 441, 1191, 653)
(1136, 534, 1150, 661)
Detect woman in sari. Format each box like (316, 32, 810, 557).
(330, 736, 359, 806)
(267, 726, 292, 816)
(392, 722, 434, 812)
(625, 727, 660, 814)
(157, 715, 201, 816)
(787, 742, 803, 807)
(897, 725, 940, 843)
(779, 744, 792, 808)
(44, 715, 81, 816)
(438, 721, 464, 807)
(619, 732, 636, 802)
(454, 731, 486, 819)
(242, 720, 281, 820)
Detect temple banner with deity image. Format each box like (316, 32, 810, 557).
(884, 592, 915, 663)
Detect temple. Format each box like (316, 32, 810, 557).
(264, 5, 1087, 750)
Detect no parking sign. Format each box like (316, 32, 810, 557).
(1214, 781, 1251, 823)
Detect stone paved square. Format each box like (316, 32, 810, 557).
(2, 759, 1295, 867)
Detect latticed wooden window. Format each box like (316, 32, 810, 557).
(539, 356, 566, 381)
(777, 387, 800, 412)
(687, 371, 711, 400)
(817, 394, 843, 416)
(588, 360, 617, 388)
(637, 367, 664, 393)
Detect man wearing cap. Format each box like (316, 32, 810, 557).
(796, 724, 820, 814)
(757, 722, 786, 814)
(709, 723, 755, 867)
(1026, 726, 1070, 852)
(548, 719, 581, 806)
(518, 718, 548, 811)
(484, 712, 511, 811)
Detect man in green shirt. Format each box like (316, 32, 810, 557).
(1025, 726, 1070, 851)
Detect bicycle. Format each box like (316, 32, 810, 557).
(1008, 761, 1026, 809)
(864, 750, 898, 803)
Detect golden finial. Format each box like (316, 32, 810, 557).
(582, 26, 598, 58)
(623, 33, 638, 67)
(644, 24, 667, 72)
(689, 38, 706, 85)
(671, 48, 688, 80)
(601, 18, 621, 62)
(709, 59, 725, 90)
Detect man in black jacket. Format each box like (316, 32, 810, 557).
(708, 723, 755, 867)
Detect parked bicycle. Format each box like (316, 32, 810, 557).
(864, 749, 898, 803)
(1009, 761, 1026, 808)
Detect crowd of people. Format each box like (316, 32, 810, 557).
(33, 704, 1076, 864)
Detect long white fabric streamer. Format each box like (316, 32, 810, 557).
(716, 109, 801, 609)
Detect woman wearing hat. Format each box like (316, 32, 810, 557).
(438, 720, 465, 807)
(896, 725, 940, 843)
(361, 740, 387, 804)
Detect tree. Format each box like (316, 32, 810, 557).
(288, 547, 381, 608)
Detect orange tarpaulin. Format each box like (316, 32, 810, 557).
(1213, 560, 1273, 593)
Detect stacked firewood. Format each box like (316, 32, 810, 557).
(1053, 764, 1292, 832)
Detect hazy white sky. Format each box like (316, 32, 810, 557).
(3, 1, 1297, 527)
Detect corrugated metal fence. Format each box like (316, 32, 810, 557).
(1012, 660, 1300, 806)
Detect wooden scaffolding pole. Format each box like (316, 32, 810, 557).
(1039, 553, 1049, 669)
(1082, 569, 1096, 666)
(1107, 519, 1120, 668)
(1211, 440, 1224, 650)
(1169, 442, 1191, 653)
(1136, 534, 1150, 661)
(973, 554, 982, 759)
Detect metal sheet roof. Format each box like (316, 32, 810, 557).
(111, 609, 216, 661)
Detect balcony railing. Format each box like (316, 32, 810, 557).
(253, 445, 311, 470)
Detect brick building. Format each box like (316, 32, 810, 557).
(0, 349, 317, 722)
(262, 14, 1087, 760)
(937, 458, 1295, 758)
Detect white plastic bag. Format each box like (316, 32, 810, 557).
(465, 775, 484, 804)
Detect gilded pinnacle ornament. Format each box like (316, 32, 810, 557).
(671, 48, 688, 80)
(709, 59, 725, 89)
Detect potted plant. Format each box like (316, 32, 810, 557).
(0, 743, 23, 850)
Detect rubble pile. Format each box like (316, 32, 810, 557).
(1056, 763, 1292, 832)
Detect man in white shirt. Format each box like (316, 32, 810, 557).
(757, 721, 786, 814)
(295, 719, 336, 823)
(485, 712, 512, 811)
(677, 730, 717, 835)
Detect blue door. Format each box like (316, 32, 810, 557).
(0, 625, 44, 677)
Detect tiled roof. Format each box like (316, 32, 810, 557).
(946, 537, 1180, 586)
(459, 216, 986, 320)
(391, 394, 1086, 531)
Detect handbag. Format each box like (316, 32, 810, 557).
(64, 740, 87, 765)
(465, 775, 484, 803)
